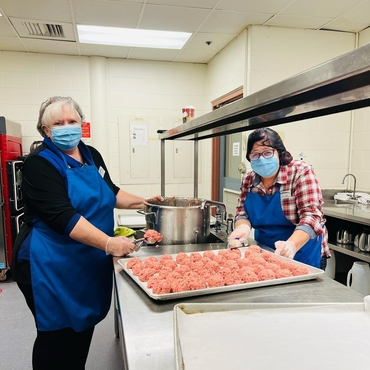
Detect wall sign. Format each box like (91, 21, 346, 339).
(130, 125, 148, 147)
(81, 122, 91, 144)
(233, 142, 240, 156)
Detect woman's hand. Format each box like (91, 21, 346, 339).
(274, 240, 297, 259)
(229, 223, 251, 241)
(106, 236, 137, 257)
(145, 195, 163, 203)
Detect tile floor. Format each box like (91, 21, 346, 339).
(0, 278, 124, 369)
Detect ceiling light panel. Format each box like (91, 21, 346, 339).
(77, 25, 192, 49)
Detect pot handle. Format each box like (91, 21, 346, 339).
(137, 210, 155, 217)
(137, 209, 157, 228)
(200, 199, 227, 221)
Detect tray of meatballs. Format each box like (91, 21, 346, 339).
(118, 245, 324, 300)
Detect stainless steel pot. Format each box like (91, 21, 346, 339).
(357, 233, 370, 252)
(138, 197, 226, 245)
(336, 229, 353, 244)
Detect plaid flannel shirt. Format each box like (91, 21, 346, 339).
(235, 160, 330, 257)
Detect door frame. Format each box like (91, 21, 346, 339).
(211, 87, 243, 201)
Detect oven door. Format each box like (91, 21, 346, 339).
(7, 160, 23, 213)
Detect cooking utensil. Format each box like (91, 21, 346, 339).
(132, 238, 145, 251)
(336, 229, 353, 244)
(138, 197, 226, 245)
(227, 238, 248, 249)
(358, 232, 370, 252)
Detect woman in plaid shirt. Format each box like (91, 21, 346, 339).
(229, 128, 329, 269)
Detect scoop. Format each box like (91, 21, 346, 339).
(132, 238, 145, 251)
(227, 238, 248, 249)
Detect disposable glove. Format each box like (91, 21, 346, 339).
(228, 224, 251, 248)
(274, 240, 297, 259)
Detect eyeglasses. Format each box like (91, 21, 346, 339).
(249, 149, 275, 161)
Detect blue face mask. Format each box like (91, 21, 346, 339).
(51, 125, 82, 150)
(251, 156, 279, 177)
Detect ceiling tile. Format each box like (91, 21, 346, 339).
(265, 15, 333, 30)
(0, 36, 28, 51)
(200, 11, 272, 33)
(174, 48, 218, 63)
(128, 46, 180, 61)
(146, 0, 218, 8)
(0, 0, 370, 64)
(280, 0, 365, 18)
(0, 18, 16, 37)
(0, 0, 73, 22)
(140, 5, 209, 32)
(72, 0, 142, 28)
(340, 2, 370, 23)
(216, 0, 293, 13)
(107, 0, 143, 3)
(79, 43, 131, 58)
(184, 33, 236, 51)
(323, 19, 370, 33)
(20, 38, 80, 55)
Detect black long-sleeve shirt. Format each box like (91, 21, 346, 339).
(12, 141, 119, 283)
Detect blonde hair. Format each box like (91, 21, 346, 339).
(37, 96, 85, 137)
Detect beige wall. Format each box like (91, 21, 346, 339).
(207, 25, 364, 195)
(1, 24, 369, 205)
(247, 26, 356, 190)
(0, 52, 210, 200)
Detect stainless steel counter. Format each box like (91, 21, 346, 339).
(322, 201, 370, 263)
(113, 242, 364, 370)
(323, 201, 370, 226)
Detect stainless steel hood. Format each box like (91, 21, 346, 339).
(159, 42, 370, 141)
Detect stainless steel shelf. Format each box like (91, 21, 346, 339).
(328, 242, 370, 264)
(159, 43, 370, 141)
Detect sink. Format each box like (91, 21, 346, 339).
(334, 192, 359, 204)
(335, 198, 358, 204)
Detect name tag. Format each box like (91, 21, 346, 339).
(98, 166, 105, 178)
(280, 190, 291, 200)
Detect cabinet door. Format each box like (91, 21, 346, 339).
(118, 116, 200, 187)
(119, 116, 160, 184)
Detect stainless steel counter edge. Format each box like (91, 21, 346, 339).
(328, 242, 370, 264)
(323, 201, 370, 226)
(159, 43, 370, 141)
(322, 201, 370, 263)
(113, 247, 363, 370)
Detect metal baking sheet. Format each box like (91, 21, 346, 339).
(174, 299, 370, 370)
(118, 248, 324, 301)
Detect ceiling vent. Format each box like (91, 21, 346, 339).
(23, 22, 64, 38)
(9, 18, 76, 41)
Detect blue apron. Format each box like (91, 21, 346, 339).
(29, 145, 116, 332)
(245, 186, 321, 268)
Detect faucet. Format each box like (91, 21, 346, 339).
(342, 173, 357, 199)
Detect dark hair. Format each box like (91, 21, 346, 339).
(246, 127, 293, 165)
